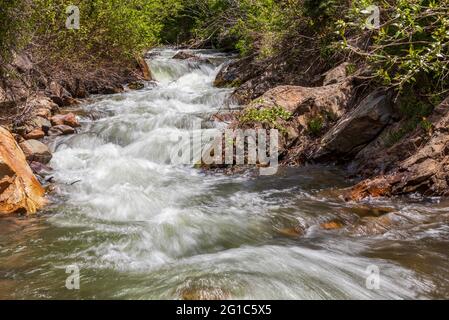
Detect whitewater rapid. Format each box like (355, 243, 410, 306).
(2, 49, 446, 299)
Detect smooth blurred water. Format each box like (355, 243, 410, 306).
(1, 49, 448, 300)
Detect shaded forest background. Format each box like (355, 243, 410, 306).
(0, 0, 448, 106)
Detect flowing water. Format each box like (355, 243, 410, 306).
(1, 49, 449, 300)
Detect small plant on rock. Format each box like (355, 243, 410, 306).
(308, 116, 324, 136)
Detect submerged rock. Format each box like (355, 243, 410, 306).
(179, 287, 230, 300)
(173, 51, 198, 60)
(0, 127, 47, 215)
(276, 226, 305, 238)
(320, 221, 344, 230)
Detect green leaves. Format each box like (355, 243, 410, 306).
(1, 0, 184, 68)
(240, 106, 292, 124)
(340, 0, 449, 101)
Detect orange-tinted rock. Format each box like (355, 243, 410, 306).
(0, 127, 47, 215)
(24, 129, 45, 140)
(320, 221, 344, 230)
(51, 113, 80, 128)
(137, 57, 152, 81)
(344, 205, 395, 218)
(344, 176, 392, 201)
(277, 226, 304, 238)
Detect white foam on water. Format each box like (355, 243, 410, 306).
(44, 49, 439, 299)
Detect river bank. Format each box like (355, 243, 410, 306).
(0, 49, 152, 214)
(209, 52, 449, 200)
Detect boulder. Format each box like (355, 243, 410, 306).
(0, 127, 47, 215)
(345, 96, 449, 199)
(62, 96, 80, 106)
(313, 90, 393, 161)
(344, 176, 394, 201)
(48, 125, 75, 136)
(320, 221, 344, 230)
(51, 113, 80, 128)
(35, 108, 52, 119)
(256, 83, 353, 116)
(73, 78, 88, 98)
(137, 57, 152, 81)
(19, 140, 52, 164)
(28, 116, 52, 133)
(323, 63, 350, 86)
(173, 51, 198, 60)
(214, 56, 255, 89)
(50, 95, 64, 107)
(24, 129, 45, 140)
(13, 133, 25, 144)
(29, 96, 59, 113)
(12, 53, 33, 74)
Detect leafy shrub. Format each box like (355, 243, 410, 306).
(385, 93, 434, 145)
(338, 0, 449, 101)
(0, 0, 31, 65)
(240, 106, 292, 125)
(308, 116, 324, 136)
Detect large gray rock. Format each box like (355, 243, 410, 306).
(313, 90, 394, 160)
(19, 139, 52, 164)
(323, 63, 350, 86)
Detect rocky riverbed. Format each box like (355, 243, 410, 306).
(0, 49, 449, 299)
